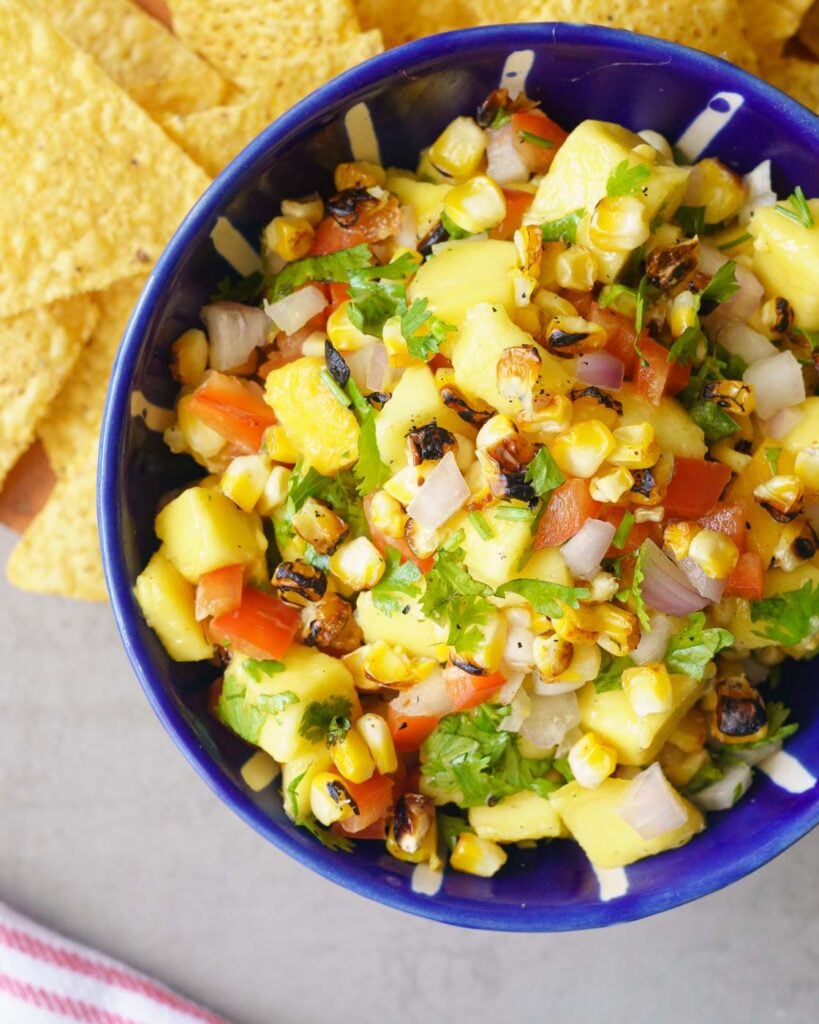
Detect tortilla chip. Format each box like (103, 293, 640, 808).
(0, 0, 210, 320)
(744, 0, 813, 58)
(166, 0, 362, 90)
(6, 432, 107, 601)
(161, 31, 384, 176)
(353, 1, 477, 46)
(0, 296, 98, 491)
(39, 277, 149, 477)
(761, 56, 819, 113)
(31, 0, 229, 117)
(798, 1, 819, 59)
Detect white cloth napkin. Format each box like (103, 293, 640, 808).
(0, 901, 229, 1024)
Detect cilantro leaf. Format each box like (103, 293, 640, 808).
(667, 324, 703, 365)
(437, 812, 475, 852)
(699, 260, 740, 309)
(631, 542, 652, 632)
(606, 160, 651, 197)
(215, 672, 266, 743)
(288, 458, 329, 513)
(354, 410, 389, 496)
(518, 129, 554, 148)
(370, 546, 422, 615)
(446, 594, 496, 654)
(285, 769, 355, 852)
(401, 297, 456, 360)
(635, 274, 651, 335)
(664, 613, 733, 680)
(268, 244, 373, 300)
(540, 208, 585, 243)
(494, 578, 590, 618)
(592, 653, 635, 693)
(298, 696, 353, 744)
(243, 659, 287, 682)
(525, 446, 565, 500)
(420, 531, 494, 653)
(750, 581, 819, 646)
(689, 399, 739, 444)
(774, 186, 814, 229)
(764, 447, 781, 475)
(675, 205, 706, 236)
(255, 690, 299, 714)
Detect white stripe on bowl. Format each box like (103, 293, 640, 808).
(210, 216, 261, 276)
(593, 865, 629, 902)
(411, 862, 445, 896)
(344, 102, 381, 164)
(500, 50, 535, 98)
(675, 91, 744, 161)
(758, 750, 816, 794)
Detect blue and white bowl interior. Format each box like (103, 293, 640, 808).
(99, 24, 819, 931)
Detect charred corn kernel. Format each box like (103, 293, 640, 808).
(753, 475, 804, 520)
(532, 634, 574, 680)
(663, 521, 700, 562)
(588, 571, 619, 602)
(496, 345, 541, 405)
(386, 814, 437, 864)
(555, 246, 597, 291)
(589, 195, 650, 253)
(668, 708, 708, 754)
(794, 446, 819, 491)
(463, 611, 508, 674)
(444, 174, 506, 233)
(384, 466, 421, 506)
(669, 290, 699, 338)
(310, 772, 357, 826)
(264, 424, 299, 464)
(292, 497, 348, 554)
(773, 520, 818, 572)
(514, 225, 543, 278)
(263, 215, 314, 261)
(450, 833, 508, 877)
(687, 529, 740, 580)
(170, 329, 208, 385)
(326, 301, 377, 352)
(512, 272, 537, 308)
(368, 490, 408, 540)
(256, 465, 291, 515)
(175, 395, 225, 460)
(546, 315, 608, 356)
(330, 728, 376, 784)
(281, 193, 324, 225)
(703, 379, 755, 416)
(382, 314, 417, 367)
(329, 536, 385, 591)
(341, 644, 382, 692)
(363, 641, 434, 688)
(552, 642, 602, 687)
(429, 116, 486, 178)
(476, 414, 519, 451)
(516, 393, 572, 436)
(300, 331, 329, 358)
(609, 422, 660, 469)
(219, 453, 271, 513)
(682, 157, 747, 224)
(622, 663, 673, 717)
(355, 713, 398, 775)
(712, 440, 752, 475)
(590, 466, 634, 503)
(593, 604, 640, 657)
(333, 160, 385, 190)
(760, 296, 795, 335)
(551, 420, 616, 478)
(405, 518, 446, 559)
(532, 287, 577, 320)
(567, 732, 618, 789)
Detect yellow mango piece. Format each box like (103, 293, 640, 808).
(618, 385, 707, 459)
(780, 397, 819, 453)
(455, 508, 534, 589)
(725, 445, 782, 566)
(355, 590, 447, 659)
(749, 200, 819, 330)
(518, 546, 572, 587)
(264, 356, 359, 475)
(469, 790, 566, 842)
(134, 550, 213, 662)
(384, 171, 452, 237)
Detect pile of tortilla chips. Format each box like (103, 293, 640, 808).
(0, 0, 816, 601)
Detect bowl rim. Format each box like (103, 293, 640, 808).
(99, 21, 819, 932)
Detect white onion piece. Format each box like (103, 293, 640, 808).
(743, 350, 806, 420)
(576, 351, 625, 390)
(561, 518, 616, 580)
(263, 284, 327, 335)
(486, 123, 529, 185)
(202, 301, 272, 371)
(697, 244, 728, 276)
(639, 540, 709, 615)
(739, 159, 776, 224)
(396, 204, 417, 248)
(759, 405, 804, 440)
(520, 691, 580, 749)
(345, 345, 374, 390)
(503, 622, 536, 671)
(718, 322, 777, 365)
(618, 764, 688, 839)
(556, 726, 583, 758)
(390, 669, 452, 719)
(500, 685, 531, 733)
(733, 741, 783, 767)
(632, 613, 674, 665)
(679, 556, 726, 603)
(497, 671, 526, 706)
(366, 343, 391, 393)
(406, 452, 470, 530)
(690, 761, 753, 812)
(531, 671, 586, 696)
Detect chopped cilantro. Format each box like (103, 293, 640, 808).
(298, 696, 353, 744)
(685, 757, 732, 795)
(750, 581, 819, 646)
(354, 410, 390, 496)
(401, 297, 456, 360)
(288, 458, 329, 514)
(494, 578, 590, 618)
(764, 447, 782, 475)
(243, 658, 287, 682)
(300, 816, 355, 853)
(612, 510, 635, 550)
(592, 653, 635, 693)
(211, 270, 265, 304)
(667, 324, 703, 365)
(689, 399, 739, 444)
(346, 253, 417, 337)
(664, 613, 733, 680)
(631, 542, 652, 632)
(518, 129, 554, 148)
(370, 546, 422, 615)
(774, 186, 814, 229)
(525, 446, 565, 501)
(494, 504, 537, 521)
(675, 205, 706, 236)
(268, 243, 373, 300)
(635, 274, 650, 336)
(344, 376, 371, 418)
(598, 282, 637, 317)
(255, 690, 299, 714)
(420, 531, 494, 653)
(699, 260, 740, 309)
(540, 208, 585, 244)
(446, 594, 496, 654)
(468, 510, 495, 540)
(606, 159, 651, 197)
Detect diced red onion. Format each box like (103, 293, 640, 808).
(632, 613, 674, 665)
(396, 204, 417, 249)
(743, 350, 806, 420)
(576, 351, 625, 390)
(679, 556, 726, 603)
(201, 301, 272, 371)
(618, 763, 688, 838)
(390, 669, 452, 718)
(690, 761, 753, 812)
(561, 518, 616, 580)
(406, 452, 470, 530)
(263, 284, 327, 335)
(640, 540, 709, 616)
(486, 123, 529, 185)
(520, 691, 581, 749)
(739, 160, 776, 224)
(717, 322, 777, 365)
(759, 405, 804, 441)
(366, 343, 391, 392)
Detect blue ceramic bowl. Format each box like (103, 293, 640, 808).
(99, 23, 819, 931)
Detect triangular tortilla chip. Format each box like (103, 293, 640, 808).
(744, 0, 813, 59)
(761, 56, 819, 113)
(353, 0, 477, 46)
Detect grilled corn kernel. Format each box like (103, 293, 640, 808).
(273, 559, 327, 606)
(257, 465, 291, 515)
(663, 521, 700, 561)
(382, 314, 417, 367)
(588, 571, 619, 602)
(292, 497, 349, 554)
(668, 707, 708, 754)
(516, 393, 572, 437)
(753, 475, 804, 521)
(393, 793, 436, 855)
(329, 536, 385, 591)
(330, 728, 376, 784)
(170, 329, 208, 385)
(551, 420, 616, 478)
(175, 394, 225, 460)
(514, 225, 543, 278)
(384, 466, 421, 506)
(326, 300, 376, 352)
(555, 246, 597, 291)
(362, 641, 434, 688)
(703, 379, 755, 416)
(622, 664, 673, 717)
(532, 287, 577, 320)
(219, 452, 272, 513)
(429, 116, 486, 178)
(341, 643, 383, 692)
(687, 529, 740, 580)
(355, 713, 398, 775)
(281, 193, 324, 225)
(669, 291, 700, 339)
(387, 812, 438, 864)
(711, 440, 752, 475)
(450, 833, 508, 877)
(532, 634, 574, 680)
(760, 296, 795, 336)
(589, 195, 651, 253)
(546, 317, 608, 360)
(310, 772, 358, 826)
(264, 424, 299, 465)
(568, 732, 618, 789)
(794, 446, 819, 492)
(459, 611, 508, 674)
(369, 489, 408, 539)
(496, 345, 541, 406)
(263, 215, 314, 262)
(590, 467, 634, 503)
(594, 604, 640, 657)
(444, 174, 506, 233)
(333, 160, 385, 190)
(773, 520, 818, 572)
(682, 157, 747, 224)
(512, 272, 537, 308)
(476, 414, 519, 451)
(609, 422, 660, 469)
(405, 518, 445, 559)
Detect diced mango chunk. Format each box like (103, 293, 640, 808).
(749, 200, 819, 330)
(355, 590, 447, 659)
(134, 550, 213, 662)
(469, 790, 566, 842)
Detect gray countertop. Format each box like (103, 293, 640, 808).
(1, 527, 817, 1024)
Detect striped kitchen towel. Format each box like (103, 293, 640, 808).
(0, 900, 230, 1024)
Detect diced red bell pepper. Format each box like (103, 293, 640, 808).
(698, 501, 748, 553)
(338, 773, 394, 835)
(309, 217, 370, 255)
(664, 458, 732, 520)
(188, 372, 276, 453)
(443, 665, 506, 712)
(386, 705, 440, 753)
(588, 302, 638, 368)
(534, 478, 601, 549)
(209, 587, 301, 660)
(195, 563, 244, 621)
(724, 551, 765, 600)
(326, 281, 350, 315)
(491, 188, 535, 240)
(510, 110, 568, 173)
